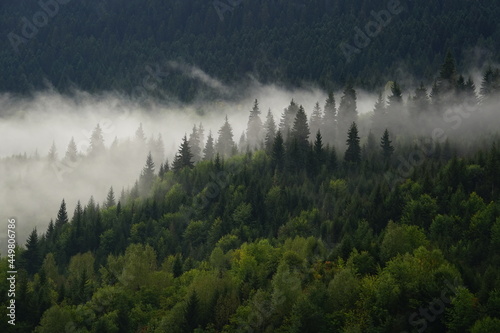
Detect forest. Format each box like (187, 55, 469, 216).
(1, 53, 500, 332)
(1, 0, 500, 101)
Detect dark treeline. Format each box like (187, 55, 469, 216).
(2, 0, 500, 101)
(2, 57, 500, 332)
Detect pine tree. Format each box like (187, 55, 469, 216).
(140, 152, 156, 194)
(173, 135, 194, 171)
(89, 124, 105, 156)
(64, 137, 78, 162)
(264, 109, 277, 152)
(135, 123, 146, 144)
(215, 116, 236, 158)
(313, 131, 325, 171)
(106, 187, 116, 208)
(272, 130, 285, 170)
(480, 66, 500, 102)
(344, 122, 361, 164)
(48, 141, 57, 162)
(55, 199, 69, 230)
(380, 129, 395, 160)
(189, 125, 202, 163)
(371, 92, 387, 134)
(338, 83, 358, 141)
(290, 105, 310, 149)
(203, 131, 215, 160)
(464, 77, 478, 107)
(246, 99, 264, 148)
(438, 50, 458, 96)
(23, 228, 41, 275)
(184, 291, 200, 331)
(322, 91, 337, 145)
(279, 99, 300, 140)
(309, 102, 323, 141)
(198, 123, 205, 152)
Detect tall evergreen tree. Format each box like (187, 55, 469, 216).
(89, 124, 105, 156)
(48, 141, 57, 162)
(173, 135, 194, 171)
(438, 50, 458, 97)
(344, 122, 361, 164)
(337, 83, 358, 142)
(290, 105, 310, 149)
(380, 129, 395, 160)
(106, 187, 116, 208)
(480, 66, 500, 102)
(272, 130, 285, 170)
(203, 131, 215, 161)
(279, 99, 300, 140)
(215, 116, 236, 158)
(246, 99, 264, 149)
(264, 109, 277, 152)
(23, 228, 41, 275)
(139, 152, 156, 194)
(371, 92, 387, 134)
(322, 92, 337, 145)
(55, 199, 69, 230)
(309, 102, 323, 141)
(64, 137, 78, 162)
(189, 125, 202, 163)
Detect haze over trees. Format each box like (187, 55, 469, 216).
(2, 55, 500, 332)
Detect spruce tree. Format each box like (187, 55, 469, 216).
(279, 99, 299, 140)
(290, 105, 310, 150)
(246, 99, 264, 148)
(55, 199, 69, 230)
(203, 131, 215, 160)
(23, 228, 41, 275)
(338, 83, 358, 140)
(106, 187, 116, 208)
(371, 92, 387, 134)
(344, 122, 361, 164)
(272, 130, 285, 170)
(173, 135, 194, 171)
(322, 91, 337, 145)
(64, 137, 78, 162)
(410, 82, 430, 117)
(380, 129, 395, 160)
(215, 116, 236, 158)
(264, 109, 277, 152)
(189, 125, 202, 163)
(309, 102, 323, 141)
(89, 124, 105, 156)
(140, 152, 156, 194)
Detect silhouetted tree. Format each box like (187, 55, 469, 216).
(380, 129, 395, 160)
(344, 122, 361, 164)
(203, 131, 215, 161)
(173, 135, 194, 171)
(246, 99, 264, 148)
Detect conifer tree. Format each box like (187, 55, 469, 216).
(380, 129, 395, 160)
(371, 92, 387, 134)
(106, 187, 116, 208)
(173, 135, 194, 171)
(140, 152, 156, 194)
(55, 199, 69, 230)
(64, 137, 78, 162)
(203, 131, 215, 161)
(215, 116, 236, 158)
(410, 82, 430, 117)
(23, 228, 41, 275)
(309, 102, 323, 141)
(322, 92, 337, 145)
(264, 109, 277, 152)
(344, 122, 361, 164)
(290, 105, 310, 150)
(89, 124, 105, 156)
(272, 130, 285, 170)
(189, 125, 202, 163)
(246, 99, 264, 148)
(338, 83, 358, 140)
(279, 99, 299, 140)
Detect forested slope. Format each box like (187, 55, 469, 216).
(2, 0, 500, 100)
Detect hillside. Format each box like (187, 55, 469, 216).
(2, 0, 500, 101)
